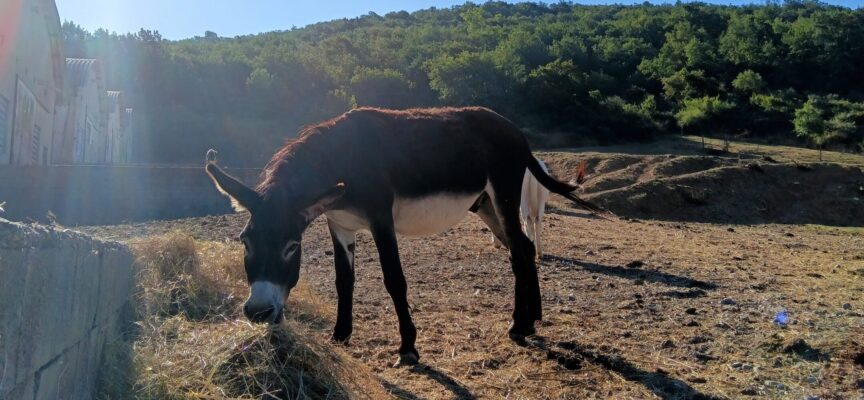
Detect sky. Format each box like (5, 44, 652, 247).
(56, 0, 863, 40)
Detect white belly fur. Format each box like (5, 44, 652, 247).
(325, 191, 483, 237)
(393, 192, 481, 236)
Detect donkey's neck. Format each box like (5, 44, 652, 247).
(259, 135, 341, 207)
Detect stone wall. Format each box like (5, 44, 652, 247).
(0, 165, 260, 226)
(0, 218, 134, 400)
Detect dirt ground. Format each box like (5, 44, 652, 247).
(76, 142, 864, 399)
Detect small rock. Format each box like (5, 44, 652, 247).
(730, 361, 743, 369)
(694, 352, 718, 362)
(617, 300, 638, 310)
(626, 260, 644, 268)
(727, 227, 735, 232)
(324, 250, 334, 256)
(686, 307, 698, 315)
(805, 376, 818, 385)
(784, 232, 795, 237)
(715, 321, 734, 330)
(842, 303, 852, 310)
(634, 279, 645, 285)
(584, 250, 595, 256)
(688, 376, 706, 383)
(764, 380, 785, 390)
(805, 396, 820, 400)
(783, 338, 812, 355)
(689, 335, 711, 344)
(740, 387, 760, 395)
(684, 320, 700, 327)
(661, 339, 676, 349)
(720, 297, 737, 306)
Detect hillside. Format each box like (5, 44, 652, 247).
(63, 2, 864, 165)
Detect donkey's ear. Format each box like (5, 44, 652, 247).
(300, 183, 346, 223)
(206, 162, 262, 212)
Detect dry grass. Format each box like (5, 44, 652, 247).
(98, 232, 387, 400)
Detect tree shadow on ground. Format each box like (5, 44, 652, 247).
(544, 255, 718, 290)
(380, 363, 476, 400)
(527, 337, 722, 400)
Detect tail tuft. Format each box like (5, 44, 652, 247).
(575, 160, 587, 185)
(526, 156, 613, 218)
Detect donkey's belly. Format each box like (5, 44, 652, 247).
(392, 192, 481, 237)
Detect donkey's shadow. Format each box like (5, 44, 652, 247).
(526, 336, 721, 400)
(542, 255, 719, 290)
(380, 363, 476, 400)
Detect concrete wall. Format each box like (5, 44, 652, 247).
(0, 0, 64, 165)
(0, 218, 134, 400)
(0, 164, 260, 226)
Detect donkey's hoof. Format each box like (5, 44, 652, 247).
(394, 351, 420, 367)
(508, 321, 536, 345)
(330, 334, 350, 346)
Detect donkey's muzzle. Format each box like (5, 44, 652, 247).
(244, 281, 286, 324)
(243, 303, 283, 324)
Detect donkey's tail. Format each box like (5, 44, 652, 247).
(526, 156, 612, 216)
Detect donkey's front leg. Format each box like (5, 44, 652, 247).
(328, 220, 356, 344)
(370, 218, 419, 366)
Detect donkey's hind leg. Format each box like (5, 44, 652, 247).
(490, 184, 542, 341)
(471, 192, 508, 248)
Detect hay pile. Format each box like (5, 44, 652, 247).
(99, 232, 386, 399)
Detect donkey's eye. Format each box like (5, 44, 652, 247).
(282, 241, 300, 260)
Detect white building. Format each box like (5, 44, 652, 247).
(0, 0, 64, 165)
(121, 107, 133, 163)
(105, 90, 126, 163)
(53, 58, 108, 164)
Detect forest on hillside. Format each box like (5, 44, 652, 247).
(63, 1, 864, 166)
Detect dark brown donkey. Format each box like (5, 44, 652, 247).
(205, 107, 596, 365)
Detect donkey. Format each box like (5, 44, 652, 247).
(493, 159, 587, 259)
(205, 107, 599, 366)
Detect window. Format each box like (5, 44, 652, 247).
(0, 95, 8, 152)
(32, 124, 41, 164)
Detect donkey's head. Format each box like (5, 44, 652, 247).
(205, 158, 344, 324)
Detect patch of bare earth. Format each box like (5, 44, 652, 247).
(77, 150, 864, 399)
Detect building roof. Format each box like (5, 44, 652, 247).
(65, 58, 100, 88)
(106, 91, 125, 116)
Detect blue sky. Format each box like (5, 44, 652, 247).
(56, 0, 863, 40)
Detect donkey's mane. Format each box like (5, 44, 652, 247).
(256, 107, 489, 196)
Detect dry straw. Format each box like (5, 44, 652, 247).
(99, 232, 387, 399)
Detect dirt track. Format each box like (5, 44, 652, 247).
(76, 149, 864, 399)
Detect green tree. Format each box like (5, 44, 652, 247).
(794, 95, 864, 160)
(676, 96, 735, 147)
(732, 70, 766, 94)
